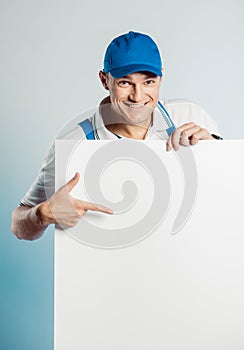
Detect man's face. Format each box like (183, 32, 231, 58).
(100, 71, 162, 126)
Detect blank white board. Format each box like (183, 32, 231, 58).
(55, 140, 244, 350)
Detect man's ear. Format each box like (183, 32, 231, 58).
(99, 70, 109, 90)
(160, 67, 165, 83)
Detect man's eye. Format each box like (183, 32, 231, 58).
(118, 81, 130, 86)
(145, 80, 155, 85)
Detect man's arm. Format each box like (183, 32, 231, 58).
(11, 172, 113, 241)
(11, 204, 49, 240)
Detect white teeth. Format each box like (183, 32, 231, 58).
(124, 103, 145, 108)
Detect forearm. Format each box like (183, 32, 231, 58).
(11, 204, 50, 241)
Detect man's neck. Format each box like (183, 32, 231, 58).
(106, 123, 151, 140)
(99, 97, 152, 140)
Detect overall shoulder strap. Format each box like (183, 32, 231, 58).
(157, 101, 176, 136)
(78, 119, 95, 140)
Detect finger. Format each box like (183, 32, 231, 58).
(181, 125, 202, 139)
(167, 123, 196, 151)
(177, 122, 196, 133)
(77, 200, 113, 214)
(166, 135, 172, 151)
(66, 172, 80, 192)
(180, 126, 202, 146)
(189, 129, 210, 145)
(170, 128, 182, 151)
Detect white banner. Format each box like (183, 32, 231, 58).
(54, 140, 244, 350)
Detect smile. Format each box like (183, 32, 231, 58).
(123, 102, 148, 108)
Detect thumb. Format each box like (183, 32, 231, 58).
(166, 135, 172, 152)
(66, 172, 80, 192)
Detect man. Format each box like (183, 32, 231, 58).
(11, 31, 221, 241)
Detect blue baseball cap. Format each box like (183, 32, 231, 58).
(103, 31, 163, 78)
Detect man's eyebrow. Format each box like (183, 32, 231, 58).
(143, 74, 158, 79)
(118, 75, 131, 79)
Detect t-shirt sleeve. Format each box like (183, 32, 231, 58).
(19, 124, 85, 207)
(164, 99, 221, 136)
(202, 108, 220, 136)
(20, 143, 55, 207)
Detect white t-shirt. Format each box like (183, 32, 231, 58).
(20, 99, 220, 207)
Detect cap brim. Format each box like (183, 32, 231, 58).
(109, 64, 162, 78)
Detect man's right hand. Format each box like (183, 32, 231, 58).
(37, 172, 113, 228)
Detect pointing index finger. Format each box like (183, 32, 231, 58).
(82, 200, 113, 215)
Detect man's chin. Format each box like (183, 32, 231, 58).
(125, 112, 152, 126)
(120, 106, 153, 124)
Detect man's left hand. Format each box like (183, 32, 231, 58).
(166, 122, 214, 151)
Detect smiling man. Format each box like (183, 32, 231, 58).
(11, 31, 221, 240)
(99, 71, 161, 139)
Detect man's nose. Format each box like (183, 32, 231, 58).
(129, 85, 143, 102)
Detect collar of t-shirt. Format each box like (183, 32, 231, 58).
(93, 102, 170, 140)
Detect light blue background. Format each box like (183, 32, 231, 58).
(1, 0, 243, 349)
